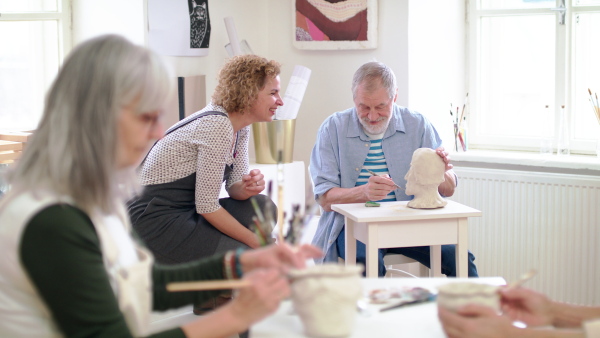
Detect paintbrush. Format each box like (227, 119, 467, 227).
(251, 215, 270, 247)
(264, 180, 275, 233)
(450, 104, 459, 152)
(250, 197, 266, 224)
(588, 88, 600, 124)
(590, 99, 600, 124)
(379, 293, 436, 312)
(456, 106, 459, 125)
(366, 169, 404, 190)
(276, 150, 285, 244)
(249, 195, 274, 247)
(302, 200, 320, 229)
(166, 279, 251, 292)
(285, 204, 303, 245)
(458, 130, 466, 151)
(458, 93, 469, 129)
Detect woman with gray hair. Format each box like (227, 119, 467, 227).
(0, 34, 321, 337)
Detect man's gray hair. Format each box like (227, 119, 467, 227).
(7, 34, 173, 214)
(351, 61, 397, 99)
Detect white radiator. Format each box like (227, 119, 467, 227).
(450, 167, 600, 306)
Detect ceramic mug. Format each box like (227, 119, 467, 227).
(288, 264, 363, 337)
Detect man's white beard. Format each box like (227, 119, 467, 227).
(360, 117, 390, 135)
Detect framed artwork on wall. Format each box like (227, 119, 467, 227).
(147, 0, 211, 56)
(293, 0, 378, 50)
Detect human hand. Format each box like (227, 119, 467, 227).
(435, 147, 453, 171)
(239, 242, 323, 274)
(227, 269, 290, 327)
(438, 304, 517, 338)
(365, 175, 396, 201)
(499, 287, 555, 327)
(242, 169, 265, 195)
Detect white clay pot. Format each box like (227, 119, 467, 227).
(436, 282, 500, 312)
(289, 264, 363, 337)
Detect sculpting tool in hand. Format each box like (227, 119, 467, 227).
(166, 280, 251, 292)
(366, 169, 404, 190)
(506, 269, 537, 290)
(379, 295, 437, 312)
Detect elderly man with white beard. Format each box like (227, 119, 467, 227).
(309, 61, 479, 277)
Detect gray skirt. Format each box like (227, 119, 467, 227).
(128, 173, 276, 264)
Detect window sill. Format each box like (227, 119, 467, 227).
(451, 150, 600, 176)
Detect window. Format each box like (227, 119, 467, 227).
(0, 0, 71, 131)
(468, 0, 600, 155)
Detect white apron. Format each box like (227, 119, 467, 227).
(0, 191, 153, 337)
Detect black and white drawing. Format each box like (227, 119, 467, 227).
(148, 0, 210, 56)
(188, 0, 211, 49)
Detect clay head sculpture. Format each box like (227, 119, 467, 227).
(404, 148, 447, 209)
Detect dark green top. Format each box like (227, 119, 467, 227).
(20, 204, 228, 338)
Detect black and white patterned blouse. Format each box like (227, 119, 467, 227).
(139, 103, 250, 214)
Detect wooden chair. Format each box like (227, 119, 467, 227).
(0, 131, 32, 165)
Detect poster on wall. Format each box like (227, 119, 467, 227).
(148, 0, 211, 56)
(293, 0, 377, 50)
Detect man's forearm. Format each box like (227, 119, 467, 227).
(319, 186, 367, 212)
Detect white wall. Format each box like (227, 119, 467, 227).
(72, 1, 146, 45)
(72, 0, 270, 98)
(408, 1, 466, 150)
(71, 0, 465, 198)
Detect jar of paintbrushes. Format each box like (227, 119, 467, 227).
(450, 94, 469, 152)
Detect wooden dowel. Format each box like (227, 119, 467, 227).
(166, 279, 251, 292)
(277, 151, 285, 244)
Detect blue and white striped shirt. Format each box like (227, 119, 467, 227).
(355, 137, 396, 202)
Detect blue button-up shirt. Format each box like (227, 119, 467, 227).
(309, 104, 443, 263)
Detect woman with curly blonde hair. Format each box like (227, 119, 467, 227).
(128, 55, 283, 272)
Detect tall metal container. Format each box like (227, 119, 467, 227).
(252, 119, 295, 164)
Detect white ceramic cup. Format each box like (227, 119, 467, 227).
(288, 264, 363, 337)
(436, 282, 500, 312)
